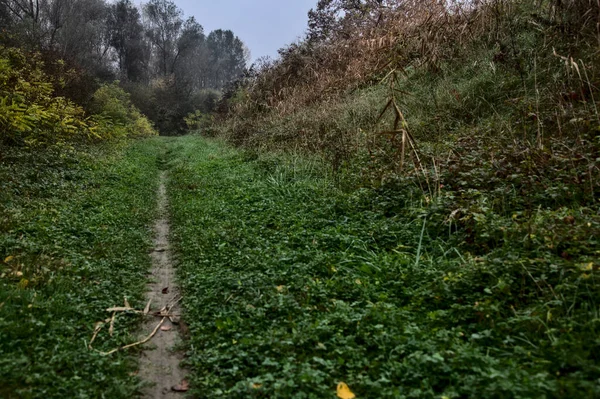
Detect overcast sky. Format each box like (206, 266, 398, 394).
(172, 0, 316, 63)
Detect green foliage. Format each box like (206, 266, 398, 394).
(0, 47, 157, 147)
(0, 47, 94, 146)
(0, 140, 163, 397)
(167, 137, 600, 398)
(184, 110, 214, 132)
(91, 82, 158, 138)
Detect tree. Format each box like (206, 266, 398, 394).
(206, 29, 247, 89)
(51, 0, 111, 77)
(0, 0, 44, 47)
(308, 0, 387, 42)
(107, 0, 148, 82)
(143, 0, 182, 76)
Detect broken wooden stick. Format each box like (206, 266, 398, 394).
(92, 317, 166, 356)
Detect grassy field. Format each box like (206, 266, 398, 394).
(167, 136, 600, 398)
(0, 140, 163, 398)
(1, 135, 598, 398)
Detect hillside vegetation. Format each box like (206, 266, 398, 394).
(182, 0, 600, 396)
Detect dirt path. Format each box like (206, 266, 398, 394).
(139, 171, 188, 398)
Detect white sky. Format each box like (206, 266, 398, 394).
(172, 0, 316, 63)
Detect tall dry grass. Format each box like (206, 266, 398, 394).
(215, 0, 600, 183)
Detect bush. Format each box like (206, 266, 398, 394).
(0, 47, 157, 146)
(0, 47, 94, 146)
(90, 82, 158, 138)
(184, 110, 214, 133)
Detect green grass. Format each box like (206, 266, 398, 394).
(0, 139, 163, 398)
(1, 134, 598, 397)
(167, 135, 599, 398)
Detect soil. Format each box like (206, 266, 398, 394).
(139, 171, 188, 398)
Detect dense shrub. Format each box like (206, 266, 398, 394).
(90, 82, 158, 138)
(0, 47, 157, 147)
(0, 47, 94, 146)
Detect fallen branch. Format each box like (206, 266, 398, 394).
(92, 318, 166, 356)
(108, 312, 116, 337)
(143, 299, 152, 315)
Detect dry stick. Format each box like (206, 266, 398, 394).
(143, 299, 152, 315)
(89, 318, 112, 349)
(161, 296, 183, 323)
(89, 323, 104, 349)
(106, 306, 136, 313)
(93, 318, 167, 356)
(108, 312, 116, 337)
(160, 296, 182, 314)
(90, 295, 181, 353)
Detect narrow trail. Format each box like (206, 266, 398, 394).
(139, 171, 188, 398)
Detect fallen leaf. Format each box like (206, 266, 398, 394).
(160, 325, 172, 332)
(276, 285, 285, 292)
(172, 379, 189, 392)
(251, 383, 262, 389)
(162, 287, 169, 294)
(337, 382, 356, 399)
(579, 262, 594, 271)
(4, 256, 14, 263)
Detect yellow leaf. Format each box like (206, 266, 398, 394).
(276, 285, 285, 292)
(251, 383, 262, 389)
(337, 382, 356, 399)
(18, 279, 29, 289)
(578, 262, 594, 272)
(4, 256, 14, 263)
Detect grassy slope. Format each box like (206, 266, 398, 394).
(0, 140, 162, 398)
(168, 136, 599, 398)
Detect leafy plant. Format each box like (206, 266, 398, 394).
(0, 139, 163, 397)
(166, 136, 600, 398)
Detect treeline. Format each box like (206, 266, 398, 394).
(0, 0, 248, 135)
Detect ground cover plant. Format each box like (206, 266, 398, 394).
(0, 139, 163, 397)
(167, 136, 600, 398)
